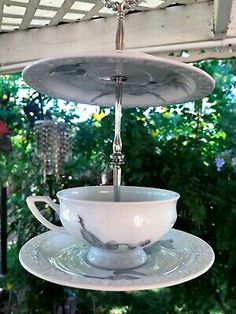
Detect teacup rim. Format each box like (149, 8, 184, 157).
(56, 185, 180, 204)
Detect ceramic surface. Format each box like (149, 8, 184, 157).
(19, 229, 215, 291)
(26, 186, 179, 259)
(23, 51, 214, 107)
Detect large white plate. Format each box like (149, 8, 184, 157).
(23, 51, 214, 107)
(19, 229, 214, 291)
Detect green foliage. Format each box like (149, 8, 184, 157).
(0, 58, 236, 313)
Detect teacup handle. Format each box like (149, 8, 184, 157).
(26, 196, 66, 233)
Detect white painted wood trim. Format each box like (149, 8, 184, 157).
(135, 37, 236, 53)
(48, 0, 76, 26)
(213, 0, 234, 36)
(1, 37, 235, 74)
(0, 2, 214, 62)
(81, 2, 104, 21)
(19, 0, 41, 30)
(0, 2, 4, 32)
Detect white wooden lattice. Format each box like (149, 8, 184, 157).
(0, 0, 188, 32)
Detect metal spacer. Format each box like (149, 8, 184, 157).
(110, 152, 125, 166)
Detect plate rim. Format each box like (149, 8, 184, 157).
(19, 228, 215, 291)
(23, 50, 215, 83)
(22, 50, 215, 108)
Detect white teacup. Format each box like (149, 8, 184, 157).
(26, 186, 179, 269)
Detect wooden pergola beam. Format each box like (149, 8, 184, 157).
(214, 0, 233, 37)
(0, 2, 4, 32)
(0, 0, 235, 74)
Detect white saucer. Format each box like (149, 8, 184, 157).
(19, 229, 214, 291)
(23, 51, 214, 107)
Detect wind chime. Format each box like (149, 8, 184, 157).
(34, 120, 71, 183)
(19, 0, 215, 292)
(23, 92, 71, 183)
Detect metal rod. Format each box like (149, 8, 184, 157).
(113, 2, 125, 201)
(103, 0, 140, 201)
(112, 77, 124, 202)
(103, 0, 142, 51)
(116, 7, 125, 50)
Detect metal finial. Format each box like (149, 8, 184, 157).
(102, 0, 141, 13)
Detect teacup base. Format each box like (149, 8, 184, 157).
(86, 247, 148, 270)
